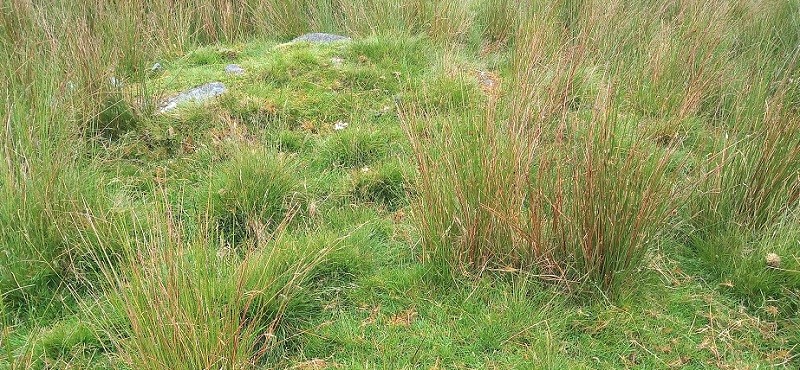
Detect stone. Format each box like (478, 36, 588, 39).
(159, 82, 226, 113)
(766, 253, 781, 268)
(225, 64, 245, 75)
(109, 76, 123, 88)
(333, 120, 349, 131)
(150, 62, 163, 73)
(291, 33, 351, 44)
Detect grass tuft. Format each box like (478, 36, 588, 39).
(204, 149, 302, 243)
(319, 128, 389, 168)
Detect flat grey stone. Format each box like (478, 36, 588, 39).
(225, 64, 245, 75)
(159, 82, 226, 113)
(291, 33, 350, 44)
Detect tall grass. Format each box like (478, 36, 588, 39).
(403, 0, 800, 298)
(404, 86, 684, 297)
(89, 201, 329, 369)
(692, 94, 800, 234)
(0, 0, 474, 318)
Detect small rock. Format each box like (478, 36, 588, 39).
(159, 82, 226, 113)
(766, 253, 781, 268)
(109, 76, 123, 88)
(291, 33, 351, 44)
(331, 57, 345, 66)
(333, 120, 349, 131)
(150, 62, 163, 73)
(225, 64, 245, 75)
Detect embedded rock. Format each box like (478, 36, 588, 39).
(291, 33, 351, 44)
(330, 57, 345, 66)
(225, 64, 245, 75)
(159, 82, 226, 113)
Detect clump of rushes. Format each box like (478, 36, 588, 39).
(403, 103, 523, 274)
(691, 92, 800, 234)
(0, 165, 132, 314)
(404, 100, 684, 297)
(204, 149, 301, 243)
(531, 110, 684, 297)
(95, 205, 328, 370)
(404, 13, 686, 297)
(474, 0, 528, 45)
(688, 87, 800, 310)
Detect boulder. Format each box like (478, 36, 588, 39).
(159, 82, 226, 113)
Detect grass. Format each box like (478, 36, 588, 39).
(2, 0, 800, 368)
(204, 149, 302, 243)
(88, 202, 331, 370)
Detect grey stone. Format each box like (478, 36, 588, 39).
(150, 62, 163, 73)
(333, 120, 349, 131)
(225, 64, 245, 75)
(291, 33, 351, 44)
(159, 82, 226, 113)
(109, 76, 123, 88)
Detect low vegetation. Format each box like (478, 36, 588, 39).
(2, 0, 799, 368)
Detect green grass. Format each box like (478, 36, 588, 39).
(2, 0, 800, 368)
(203, 149, 303, 243)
